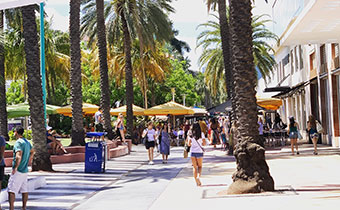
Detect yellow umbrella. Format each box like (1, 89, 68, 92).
(110, 104, 145, 116)
(144, 101, 195, 116)
(56, 103, 99, 116)
(256, 97, 282, 110)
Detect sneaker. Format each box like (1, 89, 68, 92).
(150, 161, 154, 165)
(297, 151, 299, 155)
(313, 152, 318, 155)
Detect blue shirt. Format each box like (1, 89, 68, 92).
(12, 138, 32, 173)
(0, 136, 6, 166)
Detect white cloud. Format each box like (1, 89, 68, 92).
(45, 7, 69, 32)
(170, 0, 214, 24)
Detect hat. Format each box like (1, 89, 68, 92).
(46, 126, 53, 131)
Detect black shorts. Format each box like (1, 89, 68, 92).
(145, 141, 155, 149)
(95, 123, 104, 132)
(0, 166, 4, 181)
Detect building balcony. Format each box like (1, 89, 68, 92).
(275, 0, 340, 47)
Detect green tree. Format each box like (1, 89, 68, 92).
(227, 0, 274, 194)
(21, 5, 53, 171)
(6, 81, 25, 105)
(69, 0, 85, 146)
(197, 13, 277, 96)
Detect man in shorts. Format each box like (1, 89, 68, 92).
(0, 135, 6, 210)
(8, 126, 34, 210)
(94, 107, 104, 132)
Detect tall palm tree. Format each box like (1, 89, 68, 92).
(69, 0, 85, 146)
(96, 0, 114, 139)
(227, 0, 274, 194)
(21, 5, 52, 171)
(0, 10, 8, 141)
(206, 0, 233, 101)
(197, 14, 277, 96)
(81, 0, 174, 136)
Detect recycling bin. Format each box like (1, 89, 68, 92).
(85, 141, 106, 173)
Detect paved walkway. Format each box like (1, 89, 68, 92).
(2, 144, 340, 210)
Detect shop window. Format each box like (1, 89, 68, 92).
(299, 45, 304, 70)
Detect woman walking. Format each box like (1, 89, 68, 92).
(115, 113, 126, 143)
(160, 123, 171, 164)
(187, 123, 206, 186)
(142, 122, 156, 165)
(307, 115, 321, 155)
(288, 116, 299, 155)
(210, 118, 220, 148)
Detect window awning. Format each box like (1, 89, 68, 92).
(264, 86, 291, 93)
(0, 0, 44, 10)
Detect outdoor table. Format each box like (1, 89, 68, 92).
(86, 132, 107, 141)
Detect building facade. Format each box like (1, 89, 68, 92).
(257, 0, 340, 147)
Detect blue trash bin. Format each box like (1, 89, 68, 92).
(85, 141, 106, 173)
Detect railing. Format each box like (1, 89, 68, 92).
(320, 63, 328, 74)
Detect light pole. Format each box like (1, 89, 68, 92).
(182, 94, 186, 106)
(171, 88, 175, 101)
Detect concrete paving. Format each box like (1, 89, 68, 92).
(1, 144, 340, 210)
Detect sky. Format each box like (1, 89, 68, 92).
(44, 0, 274, 71)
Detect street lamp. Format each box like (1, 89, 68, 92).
(171, 88, 175, 101)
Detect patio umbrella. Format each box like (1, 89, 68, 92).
(144, 101, 195, 116)
(7, 103, 60, 118)
(56, 103, 99, 116)
(256, 97, 283, 111)
(110, 104, 145, 116)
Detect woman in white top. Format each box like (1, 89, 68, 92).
(142, 122, 156, 165)
(187, 123, 206, 186)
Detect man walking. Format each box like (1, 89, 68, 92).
(8, 126, 34, 210)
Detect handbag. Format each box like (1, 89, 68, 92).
(298, 131, 303, 140)
(142, 130, 148, 145)
(316, 121, 323, 133)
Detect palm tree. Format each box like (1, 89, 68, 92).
(205, 0, 233, 101)
(197, 14, 277, 96)
(81, 0, 174, 136)
(0, 10, 8, 141)
(227, 0, 274, 194)
(96, 0, 114, 139)
(69, 0, 85, 146)
(21, 5, 52, 171)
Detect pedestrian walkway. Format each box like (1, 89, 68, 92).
(1, 145, 161, 210)
(2, 144, 340, 210)
(149, 145, 340, 210)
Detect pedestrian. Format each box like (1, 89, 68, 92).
(94, 107, 104, 132)
(199, 117, 208, 137)
(160, 123, 171, 164)
(155, 124, 161, 153)
(258, 117, 265, 147)
(288, 116, 300, 155)
(221, 118, 230, 151)
(210, 118, 220, 148)
(142, 122, 156, 165)
(187, 123, 206, 186)
(184, 120, 190, 140)
(307, 115, 322, 155)
(8, 126, 34, 210)
(115, 113, 126, 143)
(0, 135, 6, 210)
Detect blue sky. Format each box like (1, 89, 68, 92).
(45, 0, 274, 71)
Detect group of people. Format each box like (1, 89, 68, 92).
(259, 113, 323, 156)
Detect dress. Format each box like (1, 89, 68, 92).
(160, 130, 170, 155)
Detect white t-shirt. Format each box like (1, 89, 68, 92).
(144, 129, 155, 141)
(190, 137, 204, 154)
(94, 111, 102, 124)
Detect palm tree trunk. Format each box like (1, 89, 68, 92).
(121, 12, 134, 137)
(227, 0, 274, 194)
(21, 5, 53, 171)
(96, 0, 114, 140)
(69, 0, 85, 146)
(217, 0, 233, 101)
(45, 70, 51, 104)
(0, 10, 9, 141)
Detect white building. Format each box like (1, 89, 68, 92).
(257, 0, 340, 147)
